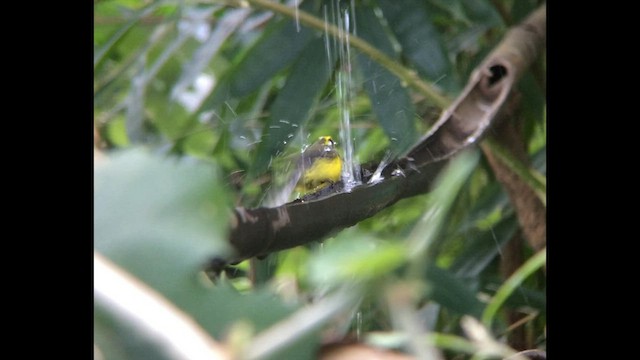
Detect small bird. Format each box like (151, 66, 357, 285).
(261, 135, 344, 207)
(293, 136, 343, 195)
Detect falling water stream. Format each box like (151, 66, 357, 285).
(262, 1, 361, 207)
(330, 0, 361, 192)
(328, 0, 365, 339)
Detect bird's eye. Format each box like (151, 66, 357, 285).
(319, 136, 335, 146)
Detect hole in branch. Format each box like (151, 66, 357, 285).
(488, 64, 508, 86)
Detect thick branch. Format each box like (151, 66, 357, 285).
(225, 4, 546, 264)
(483, 123, 547, 251)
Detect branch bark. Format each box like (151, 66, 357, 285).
(223, 4, 546, 265)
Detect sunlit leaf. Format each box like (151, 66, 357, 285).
(308, 230, 406, 287)
(482, 247, 546, 326)
(94, 2, 163, 69)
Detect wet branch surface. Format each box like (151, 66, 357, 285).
(223, 4, 546, 266)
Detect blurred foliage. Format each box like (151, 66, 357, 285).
(94, 0, 546, 359)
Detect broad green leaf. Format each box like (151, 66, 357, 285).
(405, 149, 481, 268)
(433, 180, 511, 270)
(94, 1, 163, 70)
(148, 94, 194, 141)
(444, 0, 503, 79)
(512, 0, 541, 24)
(449, 215, 519, 278)
(104, 114, 130, 147)
(228, 21, 315, 98)
(376, 0, 457, 93)
(308, 229, 406, 287)
(424, 263, 485, 318)
(519, 72, 546, 150)
(94, 149, 315, 359)
(182, 128, 218, 158)
(190, 2, 322, 150)
(249, 35, 334, 178)
(203, 0, 321, 107)
(94, 149, 233, 279)
(531, 145, 546, 175)
(501, 284, 546, 312)
(454, 181, 510, 235)
(459, 0, 503, 26)
(355, 5, 418, 156)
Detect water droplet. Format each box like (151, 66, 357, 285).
(367, 151, 393, 185)
(294, 0, 300, 32)
(356, 311, 362, 340)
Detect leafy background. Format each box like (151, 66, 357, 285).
(94, 0, 546, 359)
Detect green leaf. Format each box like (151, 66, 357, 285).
(355, 5, 418, 156)
(94, 1, 162, 70)
(512, 0, 541, 24)
(482, 247, 546, 326)
(501, 284, 546, 312)
(229, 21, 316, 98)
(454, 181, 510, 234)
(94, 148, 232, 280)
(104, 114, 130, 147)
(405, 149, 481, 267)
(94, 149, 314, 358)
(249, 35, 334, 178)
(308, 229, 406, 287)
(204, 0, 321, 108)
(424, 263, 485, 318)
(531, 145, 546, 175)
(376, 0, 458, 92)
(459, 0, 503, 26)
(519, 72, 546, 149)
(449, 215, 519, 279)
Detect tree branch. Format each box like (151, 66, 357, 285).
(223, 3, 546, 265)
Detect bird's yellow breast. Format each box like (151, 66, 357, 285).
(297, 155, 343, 193)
